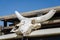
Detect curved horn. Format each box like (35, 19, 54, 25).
(31, 9, 56, 23)
(15, 11, 26, 20)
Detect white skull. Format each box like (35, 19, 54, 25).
(11, 9, 56, 36)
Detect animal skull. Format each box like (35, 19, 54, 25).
(11, 9, 56, 36)
(11, 18, 41, 36)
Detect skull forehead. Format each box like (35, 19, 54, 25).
(21, 19, 31, 23)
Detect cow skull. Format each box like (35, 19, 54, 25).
(11, 9, 56, 36)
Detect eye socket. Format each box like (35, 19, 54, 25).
(15, 26, 19, 29)
(31, 19, 35, 24)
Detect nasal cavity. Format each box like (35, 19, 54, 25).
(14, 26, 19, 30)
(31, 19, 35, 24)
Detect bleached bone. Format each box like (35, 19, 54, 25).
(30, 9, 56, 23)
(11, 9, 56, 36)
(15, 11, 28, 20)
(11, 19, 41, 36)
(15, 9, 56, 22)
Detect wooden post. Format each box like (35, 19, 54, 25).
(4, 20, 7, 27)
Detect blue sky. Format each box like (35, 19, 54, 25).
(0, 0, 60, 26)
(0, 0, 60, 16)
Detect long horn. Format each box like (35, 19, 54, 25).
(31, 9, 56, 23)
(15, 11, 26, 20)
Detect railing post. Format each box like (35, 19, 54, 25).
(4, 20, 7, 27)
